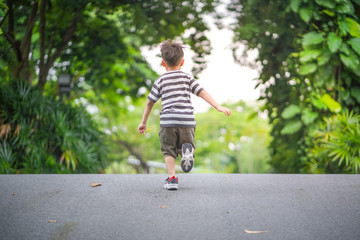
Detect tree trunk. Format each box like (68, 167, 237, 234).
(38, 0, 47, 88)
(116, 138, 150, 173)
(3, 0, 38, 84)
(37, 9, 82, 90)
(15, 61, 33, 83)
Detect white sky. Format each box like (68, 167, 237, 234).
(141, 15, 260, 113)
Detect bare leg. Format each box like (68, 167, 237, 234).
(164, 155, 176, 178)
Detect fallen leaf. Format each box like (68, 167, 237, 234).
(91, 182, 101, 187)
(244, 229, 267, 234)
(158, 206, 167, 209)
(48, 220, 57, 223)
(10, 193, 17, 195)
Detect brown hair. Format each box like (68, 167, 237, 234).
(160, 39, 184, 67)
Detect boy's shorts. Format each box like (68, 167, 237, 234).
(159, 127, 195, 159)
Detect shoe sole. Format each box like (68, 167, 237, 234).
(164, 183, 178, 190)
(181, 143, 194, 173)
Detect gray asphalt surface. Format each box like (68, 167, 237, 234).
(1, 174, 360, 240)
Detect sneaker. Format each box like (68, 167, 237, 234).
(164, 176, 178, 190)
(181, 143, 194, 173)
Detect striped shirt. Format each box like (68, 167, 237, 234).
(147, 70, 204, 127)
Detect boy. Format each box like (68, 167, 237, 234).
(138, 40, 231, 190)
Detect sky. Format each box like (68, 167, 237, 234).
(141, 14, 260, 113)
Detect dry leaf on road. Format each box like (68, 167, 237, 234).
(48, 220, 57, 223)
(10, 193, 17, 195)
(244, 229, 267, 234)
(158, 206, 167, 209)
(91, 182, 102, 187)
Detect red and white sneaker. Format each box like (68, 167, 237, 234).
(164, 176, 178, 190)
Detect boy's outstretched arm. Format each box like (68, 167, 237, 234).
(198, 90, 231, 116)
(138, 99, 155, 135)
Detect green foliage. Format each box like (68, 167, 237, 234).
(282, 105, 301, 119)
(0, 141, 15, 174)
(302, 32, 324, 48)
(302, 109, 319, 126)
(229, 0, 360, 173)
(349, 38, 360, 55)
(327, 32, 343, 53)
(307, 111, 360, 173)
(0, 82, 107, 173)
(321, 94, 341, 113)
(1, 0, 219, 91)
(281, 120, 303, 135)
(195, 102, 272, 173)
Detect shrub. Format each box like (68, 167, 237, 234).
(0, 81, 107, 173)
(307, 111, 360, 173)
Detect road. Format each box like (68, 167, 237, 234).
(1, 174, 360, 240)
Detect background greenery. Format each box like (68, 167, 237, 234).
(104, 98, 271, 174)
(228, 0, 360, 173)
(0, 0, 359, 174)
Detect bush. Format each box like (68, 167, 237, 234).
(306, 111, 360, 174)
(0, 81, 107, 173)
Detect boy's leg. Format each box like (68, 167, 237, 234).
(159, 127, 179, 190)
(164, 155, 176, 178)
(159, 127, 178, 173)
(164, 155, 178, 190)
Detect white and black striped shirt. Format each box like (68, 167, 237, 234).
(148, 70, 204, 127)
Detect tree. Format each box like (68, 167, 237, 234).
(228, 0, 360, 173)
(0, 0, 221, 173)
(0, 0, 219, 93)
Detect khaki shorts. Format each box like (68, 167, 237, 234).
(159, 127, 195, 159)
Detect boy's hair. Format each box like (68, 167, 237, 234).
(160, 39, 184, 67)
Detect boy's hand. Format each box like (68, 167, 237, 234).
(216, 106, 231, 116)
(138, 123, 147, 135)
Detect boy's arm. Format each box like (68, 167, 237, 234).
(138, 99, 155, 135)
(198, 90, 231, 116)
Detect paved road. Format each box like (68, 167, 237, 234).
(1, 174, 360, 240)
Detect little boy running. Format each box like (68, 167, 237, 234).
(138, 39, 231, 190)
